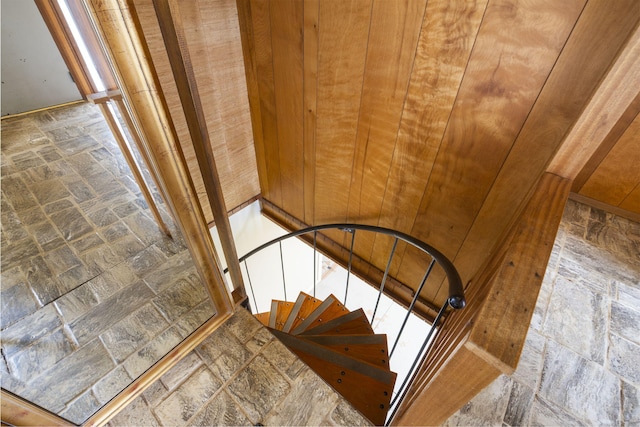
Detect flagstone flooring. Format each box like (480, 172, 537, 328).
(444, 199, 640, 426)
(1, 102, 215, 424)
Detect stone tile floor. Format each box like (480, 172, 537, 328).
(1, 102, 215, 424)
(106, 308, 371, 427)
(444, 199, 640, 426)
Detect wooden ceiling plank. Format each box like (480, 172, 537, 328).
(371, 0, 488, 280)
(313, 0, 372, 230)
(250, 0, 283, 207)
(404, 0, 585, 298)
(619, 182, 640, 214)
(343, 0, 428, 261)
(303, 0, 319, 225)
(579, 112, 640, 207)
(271, 0, 305, 221)
(440, 0, 640, 304)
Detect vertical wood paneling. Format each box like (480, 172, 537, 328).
(250, 0, 282, 206)
(313, 0, 372, 226)
(580, 113, 640, 207)
(303, 0, 319, 225)
(271, 0, 304, 220)
(370, 0, 488, 277)
(442, 0, 639, 303)
(344, 0, 427, 257)
(399, 0, 585, 299)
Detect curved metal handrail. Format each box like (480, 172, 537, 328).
(226, 223, 465, 310)
(224, 223, 465, 424)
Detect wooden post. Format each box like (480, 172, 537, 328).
(87, 91, 172, 237)
(392, 172, 571, 425)
(149, 0, 246, 301)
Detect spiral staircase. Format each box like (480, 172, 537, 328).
(255, 291, 396, 425)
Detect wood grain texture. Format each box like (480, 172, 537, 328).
(313, 0, 372, 226)
(271, 0, 305, 220)
(580, 113, 640, 207)
(303, 0, 319, 225)
(1, 389, 70, 426)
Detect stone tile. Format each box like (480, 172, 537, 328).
(564, 235, 638, 286)
(512, 329, 545, 388)
(100, 304, 169, 362)
(225, 307, 263, 343)
(69, 281, 156, 345)
(109, 395, 160, 427)
(260, 338, 300, 380)
(43, 245, 82, 276)
(556, 256, 608, 293)
(29, 220, 66, 252)
(101, 221, 131, 243)
(37, 145, 63, 162)
(49, 206, 94, 242)
(608, 333, 640, 385)
(87, 170, 123, 195)
(2, 174, 38, 211)
(93, 366, 133, 404)
(197, 324, 252, 382)
(29, 179, 72, 205)
(227, 355, 290, 424)
(123, 327, 183, 379)
(64, 177, 97, 203)
(503, 380, 534, 426)
(108, 233, 146, 260)
(142, 251, 197, 293)
(449, 374, 512, 426)
(187, 390, 251, 427)
(81, 244, 125, 272)
(161, 352, 203, 391)
(542, 276, 607, 364)
(113, 200, 140, 218)
(0, 266, 26, 291)
(154, 366, 222, 425)
(1, 282, 40, 329)
(127, 245, 167, 277)
(539, 340, 620, 425)
(15, 206, 47, 227)
(12, 151, 45, 171)
(1, 201, 30, 242)
(45, 126, 84, 142)
(57, 263, 101, 293)
(623, 381, 640, 426)
(529, 396, 586, 427)
(174, 299, 216, 338)
(100, 262, 140, 292)
(610, 301, 640, 345)
(328, 400, 372, 427)
(246, 326, 275, 354)
(585, 220, 640, 263)
(7, 328, 76, 382)
(1, 304, 62, 356)
(153, 278, 208, 322)
(264, 368, 340, 426)
(142, 380, 169, 407)
(54, 282, 100, 323)
(43, 198, 74, 214)
(124, 211, 166, 245)
(72, 232, 106, 254)
(27, 339, 115, 411)
(87, 207, 119, 228)
(59, 389, 101, 425)
(57, 135, 100, 154)
(618, 280, 640, 309)
(1, 236, 40, 270)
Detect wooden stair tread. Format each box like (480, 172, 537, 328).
(254, 312, 270, 327)
(282, 292, 323, 333)
(291, 294, 349, 335)
(270, 328, 396, 426)
(301, 334, 390, 370)
(270, 300, 295, 330)
(300, 308, 374, 336)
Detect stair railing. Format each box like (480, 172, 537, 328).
(225, 223, 465, 424)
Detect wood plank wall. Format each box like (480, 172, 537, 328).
(238, 0, 640, 307)
(131, 0, 260, 224)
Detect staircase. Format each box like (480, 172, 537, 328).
(255, 291, 397, 425)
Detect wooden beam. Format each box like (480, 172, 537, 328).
(392, 172, 571, 426)
(548, 21, 640, 179)
(150, 0, 246, 300)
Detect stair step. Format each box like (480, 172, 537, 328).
(270, 329, 396, 426)
(290, 294, 349, 335)
(282, 292, 323, 333)
(300, 308, 374, 336)
(254, 312, 270, 327)
(269, 300, 295, 330)
(301, 334, 390, 370)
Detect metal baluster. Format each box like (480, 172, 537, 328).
(313, 230, 317, 298)
(387, 300, 450, 422)
(389, 258, 436, 358)
(243, 260, 258, 313)
(372, 237, 398, 325)
(344, 228, 356, 306)
(279, 241, 287, 301)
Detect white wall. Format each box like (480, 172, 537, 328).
(1, 0, 82, 116)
